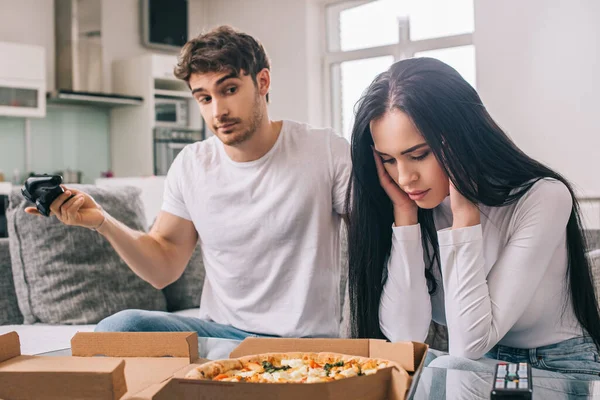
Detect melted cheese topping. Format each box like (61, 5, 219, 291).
(194, 357, 391, 383)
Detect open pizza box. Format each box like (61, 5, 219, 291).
(0, 332, 427, 400)
(144, 338, 429, 400)
(0, 331, 202, 400)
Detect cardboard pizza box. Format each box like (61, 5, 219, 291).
(0, 331, 200, 400)
(146, 338, 429, 400)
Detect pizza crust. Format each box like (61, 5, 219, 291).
(188, 358, 243, 379)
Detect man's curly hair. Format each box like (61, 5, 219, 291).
(174, 25, 271, 102)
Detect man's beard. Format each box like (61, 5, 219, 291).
(219, 95, 263, 146)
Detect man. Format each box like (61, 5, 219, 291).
(26, 26, 351, 339)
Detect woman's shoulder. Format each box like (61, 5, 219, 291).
(511, 178, 573, 220)
(521, 178, 572, 204)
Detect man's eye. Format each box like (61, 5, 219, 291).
(198, 96, 211, 104)
(411, 151, 430, 161)
(226, 87, 237, 94)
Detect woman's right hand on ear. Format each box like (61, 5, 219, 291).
(372, 148, 418, 226)
(24, 186, 106, 230)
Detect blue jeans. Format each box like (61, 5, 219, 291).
(95, 309, 272, 340)
(486, 336, 600, 377)
(425, 336, 600, 379)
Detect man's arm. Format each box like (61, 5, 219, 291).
(97, 209, 198, 289)
(26, 187, 198, 289)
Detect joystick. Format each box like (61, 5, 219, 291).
(21, 175, 73, 217)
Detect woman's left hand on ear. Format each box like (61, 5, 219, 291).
(449, 181, 481, 229)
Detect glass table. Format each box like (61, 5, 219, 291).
(40, 338, 600, 399)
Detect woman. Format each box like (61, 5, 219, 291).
(345, 57, 600, 378)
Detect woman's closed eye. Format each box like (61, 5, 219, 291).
(380, 151, 429, 164)
(410, 151, 430, 161)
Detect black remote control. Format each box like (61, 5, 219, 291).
(490, 362, 532, 399)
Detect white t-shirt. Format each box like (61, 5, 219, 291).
(161, 120, 351, 337)
(380, 178, 582, 358)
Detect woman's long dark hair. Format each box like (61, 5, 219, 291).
(345, 57, 600, 349)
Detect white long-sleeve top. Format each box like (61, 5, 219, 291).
(380, 178, 583, 359)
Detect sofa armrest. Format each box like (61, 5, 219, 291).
(0, 238, 10, 275)
(0, 237, 24, 325)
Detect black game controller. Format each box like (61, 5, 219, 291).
(21, 174, 74, 217)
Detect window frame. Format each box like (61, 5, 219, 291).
(322, 0, 475, 138)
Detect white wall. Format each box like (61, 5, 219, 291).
(475, 0, 600, 197)
(101, 0, 206, 92)
(201, 0, 324, 126)
(101, 0, 151, 92)
(306, 0, 325, 127)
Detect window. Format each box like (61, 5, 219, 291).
(415, 45, 475, 87)
(325, 0, 475, 140)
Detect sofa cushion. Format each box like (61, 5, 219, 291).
(162, 243, 205, 312)
(0, 238, 23, 325)
(7, 185, 167, 324)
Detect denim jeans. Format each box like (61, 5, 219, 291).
(94, 309, 273, 340)
(425, 336, 600, 380)
(486, 336, 600, 378)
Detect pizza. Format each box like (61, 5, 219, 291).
(184, 352, 401, 383)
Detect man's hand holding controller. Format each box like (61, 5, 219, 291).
(22, 175, 107, 232)
(20, 174, 197, 289)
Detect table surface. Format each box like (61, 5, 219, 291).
(39, 338, 600, 399)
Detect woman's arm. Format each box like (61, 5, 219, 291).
(440, 179, 573, 358)
(380, 223, 433, 342)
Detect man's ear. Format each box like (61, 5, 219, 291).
(256, 68, 271, 97)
